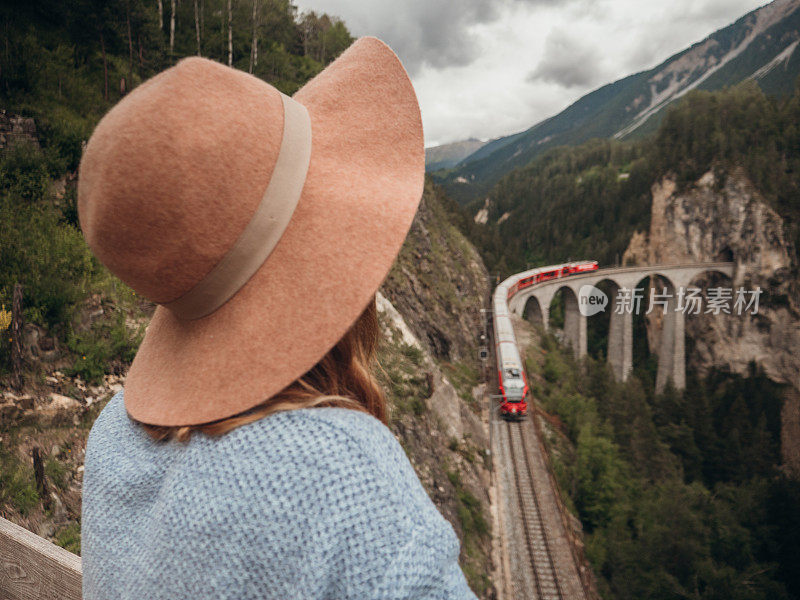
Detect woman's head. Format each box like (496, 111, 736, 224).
(78, 38, 422, 427)
(140, 297, 386, 441)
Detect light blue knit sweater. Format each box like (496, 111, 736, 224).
(81, 391, 478, 599)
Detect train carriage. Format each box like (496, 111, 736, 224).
(493, 285, 528, 419)
(492, 260, 598, 419)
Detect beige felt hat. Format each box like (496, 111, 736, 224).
(77, 37, 424, 426)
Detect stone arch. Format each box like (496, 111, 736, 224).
(586, 278, 619, 363)
(522, 295, 546, 329)
(715, 246, 734, 263)
(684, 267, 734, 288)
(644, 272, 679, 301)
(549, 285, 586, 357)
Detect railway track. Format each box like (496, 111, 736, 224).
(505, 420, 563, 600)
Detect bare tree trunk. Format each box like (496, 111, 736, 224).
(99, 30, 109, 100)
(170, 0, 176, 54)
(300, 15, 311, 57)
(227, 0, 233, 66)
(126, 0, 134, 81)
(249, 0, 257, 73)
(10, 283, 24, 391)
(139, 33, 144, 69)
(32, 448, 51, 511)
(200, 0, 204, 42)
(158, 0, 163, 30)
(194, 0, 201, 55)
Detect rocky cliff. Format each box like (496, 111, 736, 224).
(379, 178, 494, 596)
(383, 179, 490, 364)
(623, 169, 800, 476)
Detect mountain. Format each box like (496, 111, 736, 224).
(425, 138, 489, 171)
(435, 0, 800, 204)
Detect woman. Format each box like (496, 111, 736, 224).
(78, 37, 478, 599)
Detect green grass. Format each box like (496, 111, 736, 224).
(44, 457, 68, 491)
(0, 446, 39, 515)
(54, 521, 80, 555)
(64, 309, 145, 385)
(441, 361, 480, 412)
(446, 468, 491, 596)
(376, 322, 430, 420)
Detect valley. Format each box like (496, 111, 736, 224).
(3, 1, 800, 599)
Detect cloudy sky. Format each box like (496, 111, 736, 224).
(294, 0, 769, 147)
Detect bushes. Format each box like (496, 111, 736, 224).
(65, 310, 144, 384)
(0, 139, 99, 336)
(0, 142, 49, 201)
(0, 195, 98, 329)
(38, 107, 93, 175)
(529, 334, 795, 599)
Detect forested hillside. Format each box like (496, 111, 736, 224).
(0, 1, 350, 184)
(464, 81, 800, 278)
(440, 76, 800, 599)
(521, 321, 800, 600)
(0, 1, 351, 374)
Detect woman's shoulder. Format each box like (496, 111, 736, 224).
(90, 391, 406, 479)
(267, 405, 401, 454)
(225, 405, 410, 483)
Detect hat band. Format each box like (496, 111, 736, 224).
(162, 93, 312, 320)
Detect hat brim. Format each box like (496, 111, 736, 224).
(123, 37, 424, 426)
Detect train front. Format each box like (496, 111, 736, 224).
(499, 364, 528, 419)
(493, 279, 529, 420)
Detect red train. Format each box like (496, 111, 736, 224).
(492, 260, 598, 419)
(497, 364, 528, 419)
(507, 260, 598, 300)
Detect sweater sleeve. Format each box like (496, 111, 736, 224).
(83, 398, 479, 600)
(301, 410, 478, 600)
(369, 518, 479, 600)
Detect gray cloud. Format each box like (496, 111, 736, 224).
(621, 0, 765, 74)
(297, 0, 767, 145)
(297, 0, 579, 74)
(368, 0, 501, 72)
(528, 29, 604, 88)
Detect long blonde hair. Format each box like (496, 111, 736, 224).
(140, 298, 387, 442)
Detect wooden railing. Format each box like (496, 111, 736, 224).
(0, 517, 81, 600)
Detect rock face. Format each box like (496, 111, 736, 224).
(382, 178, 490, 363)
(623, 169, 800, 475)
(375, 291, 493, 597)
(625, 172, 794, 274)
(379, 179, 495, 597)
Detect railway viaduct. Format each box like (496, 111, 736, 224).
(507, 262, 735, 392)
